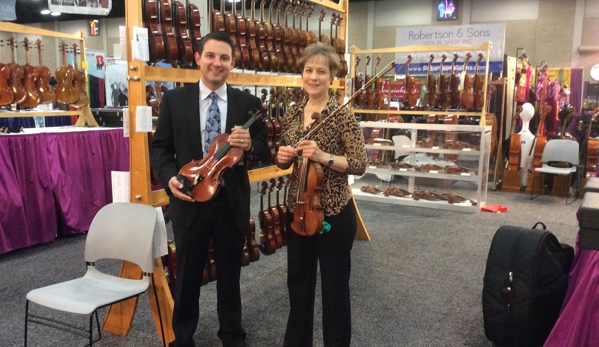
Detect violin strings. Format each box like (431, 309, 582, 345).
(213, 109, 265, 160)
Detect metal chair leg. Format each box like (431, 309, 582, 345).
(24, 300, 29, 347)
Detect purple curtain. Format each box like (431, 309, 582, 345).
(0, 129, 129, 254)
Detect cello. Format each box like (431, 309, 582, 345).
(176, 108, 268, 202)
(7, 36, 27, 105)
(507, 105, 523, 171)
(72, 44, 89, 107)
(54, 42, 78, 105)
(35, 39, 54, 104)
(0, 54, 12, 105)
(276, 177, 288, 246)
(20, 38, 42, 109)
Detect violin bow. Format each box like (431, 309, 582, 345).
(294, 60, 395, 147)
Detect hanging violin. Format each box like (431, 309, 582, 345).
(177, 108, 267, 202)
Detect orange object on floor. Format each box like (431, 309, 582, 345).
(481, 204, 509, 213)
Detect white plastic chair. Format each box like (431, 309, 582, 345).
(24, 202, 163, 346)
(530, 139, 580, 204)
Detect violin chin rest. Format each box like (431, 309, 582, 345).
(176, 174, 193, 198)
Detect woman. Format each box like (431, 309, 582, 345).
(275, 43, 367, 346)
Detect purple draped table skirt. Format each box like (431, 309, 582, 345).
(0, 128, 129, 254)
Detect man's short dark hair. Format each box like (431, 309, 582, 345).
(197, 32, 235, 58)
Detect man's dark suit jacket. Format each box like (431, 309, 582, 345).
(150, 82, 265, 233)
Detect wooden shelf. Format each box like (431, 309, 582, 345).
(0, 21, 83, 40)
(0, 110, 83, 118)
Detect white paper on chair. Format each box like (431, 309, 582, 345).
(153, 207, 168, 258)
(111, 171, 130, 202)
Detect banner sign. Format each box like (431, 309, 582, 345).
(49, 0, 111, 16)
(394, 23, 505, 75)
(0, 0, 16, 21)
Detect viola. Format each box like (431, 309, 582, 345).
(72, 44, 89, 107)
(291, 112, 325, 237)
(279, 0, 293, 73)
(276, 177, 288, 246)
(288, 0, 301, 73)
(34, 39, 54, 104)
(54, 41, 78, 104)
(246, 0, 261, 70)
(268, 179, 283, 248)
(212, 0, 226, 33)
(258, 181, 277, 255)
(272, 0, 286, 72)
(20, 37, 42, 109)
(305, 4, 317, 45)
(263, 89, 276, 164)
(159, 0, 179, 66)
(402, 55, 417, 109)
(177, 108, 267, 201)
(263, 0, 279, 71)
(318, 9, 329, 45)
(459, 52, 474, 110)
(143, 0, 165, 62)
(297, 2, 308, 55)
(435, 54, 448, 109)
(186, 1, 202, 56)
(233, 0, 250, 69)
(421, 54, 436, 109)
(7, 36, 27, 105)
(473, 53, 485, 111)
(353, 56, 364, 108)
(172, 0, 194, 67)
(273, 89, 283, 152)
(333, 14, 348, 78)
(246, 217, 260, 262)
(448, 54, 460, 108)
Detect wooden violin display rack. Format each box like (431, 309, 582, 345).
(0, 22, 96, 126)
(109, 1, 365, 346)
(349, 43, 492, 213)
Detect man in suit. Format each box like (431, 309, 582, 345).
(150, 31, 266, 347)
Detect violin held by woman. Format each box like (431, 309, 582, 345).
(275, 42, 367, 347)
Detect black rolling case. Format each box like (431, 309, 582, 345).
(482, 222, 574, 347)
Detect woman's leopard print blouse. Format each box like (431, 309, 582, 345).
(280, 95, 367, 217)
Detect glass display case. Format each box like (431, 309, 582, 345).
(353, 121, 492, 212)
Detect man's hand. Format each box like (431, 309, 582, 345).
(229, 128, 252, 151)
(169, 176, 194, 202)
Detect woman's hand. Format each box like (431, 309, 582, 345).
(277, 145, 298, 164)
(296, 140, 328, 164)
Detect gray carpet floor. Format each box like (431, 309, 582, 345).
(0, 176, 581, 347)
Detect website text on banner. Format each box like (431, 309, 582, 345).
(394, 23, 505, 75)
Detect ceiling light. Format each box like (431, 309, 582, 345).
(227, 0, 241, 2)
(51, 11, 61, 16)
(40, 9, 50, 14)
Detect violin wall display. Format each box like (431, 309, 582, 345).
(349, 42, 492, 213)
